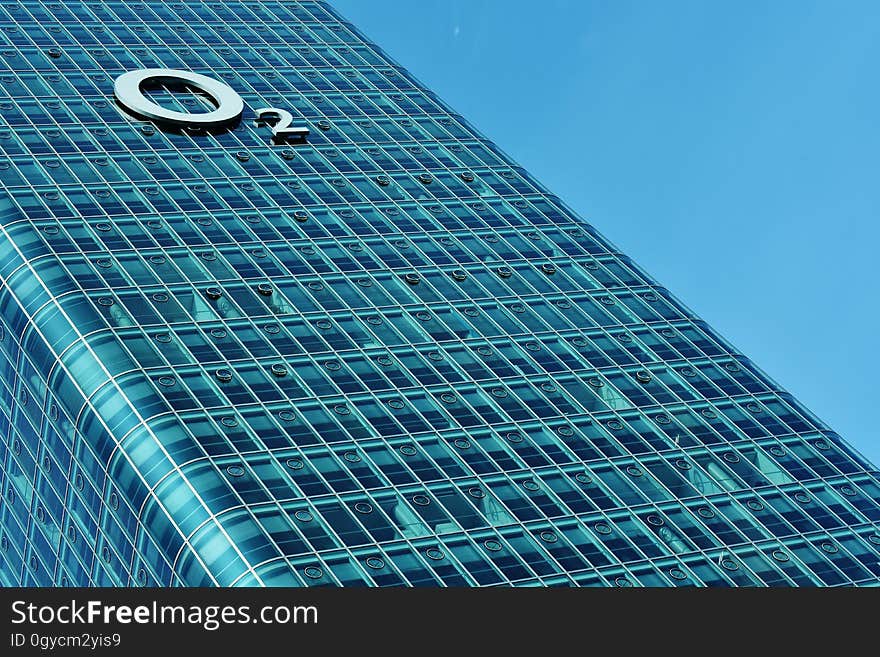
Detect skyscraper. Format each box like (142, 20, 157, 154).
(0, 0, 878, 588)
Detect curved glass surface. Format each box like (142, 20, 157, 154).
(0, 1, 877, 588)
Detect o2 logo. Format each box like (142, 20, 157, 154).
(113, 68, 309, 142)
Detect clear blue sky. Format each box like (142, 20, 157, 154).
(330, 0, 880, 466)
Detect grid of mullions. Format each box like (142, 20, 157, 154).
(0, 0, 877, 587)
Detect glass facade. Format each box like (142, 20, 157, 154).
(0, 0, 878, 588)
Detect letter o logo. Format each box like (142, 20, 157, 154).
(114, 68, 244, 128)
